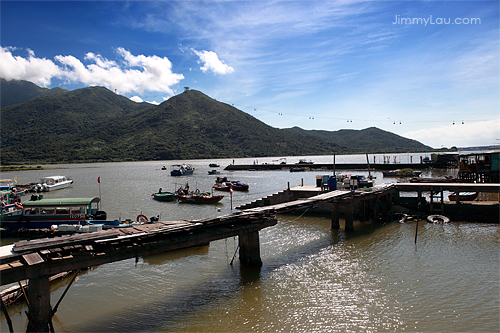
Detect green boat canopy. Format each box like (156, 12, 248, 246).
(22, 197, 100, 207)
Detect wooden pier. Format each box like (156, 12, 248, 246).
(0, 212, 276, 331)
(1, 181, 498, 331)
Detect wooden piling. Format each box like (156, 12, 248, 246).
(331, 201, 340, 229)
(238, 230, 262, 267)
(27, 275, 51, 332)
(344, 202, 354, 231)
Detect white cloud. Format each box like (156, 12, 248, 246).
(0, 46, 184, 95)
(404, 118, 500, 148)
(192, 49, 234, 75)
(0, 47, 62, 86)
(130, 96, 144, 103)
(130, 96, 160, 105)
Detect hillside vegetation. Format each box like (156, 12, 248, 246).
(1, 80, 432, 165)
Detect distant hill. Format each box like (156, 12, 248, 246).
(1, 81, 433, 165)
(287, 127, 430, 153)
(1, 79, 67, 108)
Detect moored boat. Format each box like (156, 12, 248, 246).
(171, 164, 194, 176)
(151, 188, 176, 201)
(448, 192, 478, 201)
(230, 181, 249, 191)
(383, 169, 422, 177)
(0, 196, 104, 229)
(176, 192, 224, 204)
(35, 176, 73, 192)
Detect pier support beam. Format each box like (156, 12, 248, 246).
(331, 202, 340, 229)
(27, 275, 51, 332)
(239, 230, 262, 267)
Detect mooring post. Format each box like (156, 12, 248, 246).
(239, 230, 262, 267)
(331, 201, 340, 229)
(27, 275, 51, 332)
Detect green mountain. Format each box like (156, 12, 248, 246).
(1, 81, 432, 165)
(287, 127, 430, 153)
(1, 79, 67, 108)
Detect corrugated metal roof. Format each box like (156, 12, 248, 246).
(22, 197, 99, 207)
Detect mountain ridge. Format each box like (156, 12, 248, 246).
(0, 80, 433, 165)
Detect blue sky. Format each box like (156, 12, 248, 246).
(1, 1, 498, 148)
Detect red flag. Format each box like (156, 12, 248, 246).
(98, 176, 100, 184)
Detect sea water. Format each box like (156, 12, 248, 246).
(1, 153, 498, 332)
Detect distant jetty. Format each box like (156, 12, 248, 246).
(225, 163, 433, 171)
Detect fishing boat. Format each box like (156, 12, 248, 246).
(0, 196, 104, 229)
(213, 181, 232, 191)
(171, 164, 194, 176)
(230, 181, 249, 191)
(208, 170, 220, 175)
(213, 178, 249, 191)
(175, 183, 223, 203)
(176, 191, 224, 204)
(35, 176, 73, 192)
(448, 192, 478, 201)
(209, 163, 220, 168)
(151, 188, 176, 201)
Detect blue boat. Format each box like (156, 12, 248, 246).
(171, 164, 194, 176)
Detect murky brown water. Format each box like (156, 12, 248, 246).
(1, 154, 498, 332)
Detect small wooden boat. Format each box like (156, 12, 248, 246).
(213, 181, 232, 191)
(448, 192, 478, 201)
(427, 214, 451, 224)
(151, 189, 176, 201)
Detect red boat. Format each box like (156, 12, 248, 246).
(448, 192, 478, 201)
(230, 181, 249, 191)
(213, 178, 249, 191)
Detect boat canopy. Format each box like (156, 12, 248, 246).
(22, 197, 100, 207)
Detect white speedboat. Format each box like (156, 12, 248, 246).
(37, 176, 73, 192)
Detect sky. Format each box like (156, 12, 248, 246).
(1, 0, 498, 149)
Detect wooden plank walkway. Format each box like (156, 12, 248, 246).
(244, 184, 395, 215)
(0, 211, 278, 286)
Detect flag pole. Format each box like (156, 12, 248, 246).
(98, 176, 102, 209)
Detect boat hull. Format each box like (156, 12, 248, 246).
(176, 194, 224, 204)
(152, 192, 176, 201)
(448, 192, 478, 201)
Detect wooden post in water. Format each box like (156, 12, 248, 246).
(331, 201, 340, 229)
(239, 230, 262, 267)
(344, 201, 354, 231)
(27, 275, 51, 332)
